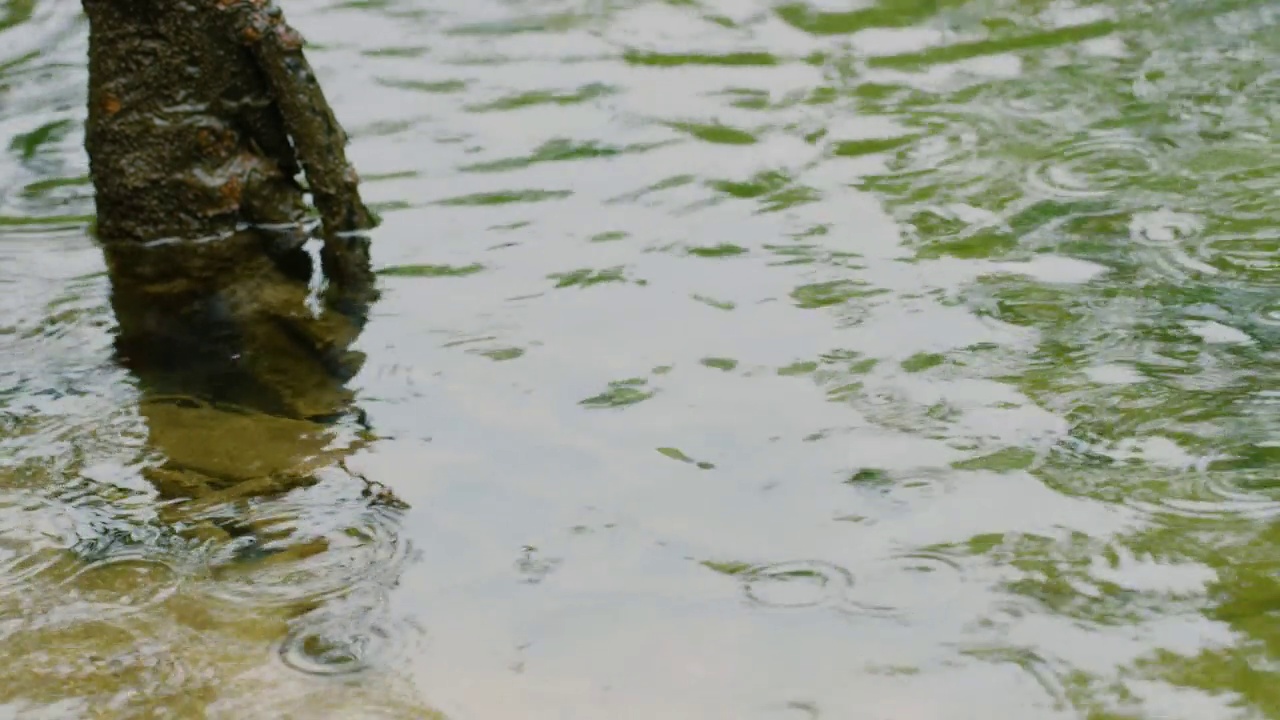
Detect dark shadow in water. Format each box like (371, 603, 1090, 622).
(100, 223, 408, 677)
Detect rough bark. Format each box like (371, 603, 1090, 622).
(82, 0, 378, 421)
(80, 0, 395, 529)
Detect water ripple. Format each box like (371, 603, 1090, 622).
(55, 553, 181, 620)
(1255, 301, 1280, 328)
(199, 497, 410, 612)
(1026, 131, 1164, 200)
(719, 552, 968, 620)
(740, 560, 855, 611)
(278, 590, 397, 676)
(1042, 461, 1280, 523)
(846, 551, 968, 618)
(0, 495, 75, 595)
(1194, 232, 1280, 286)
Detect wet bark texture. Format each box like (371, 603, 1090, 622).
(81, 0, 393, 527)
(82, 0, 378, 421)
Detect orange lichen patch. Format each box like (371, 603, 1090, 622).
(241, 24, 263, 42)
(219, 175, 244, 206)
(189, 167, 242, 218)
(102, 94, 122, 116)
(196, 126, 240, 160)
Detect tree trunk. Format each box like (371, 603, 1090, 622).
(81, 0, 378, 421)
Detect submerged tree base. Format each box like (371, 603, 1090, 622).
(82, 0, 377, 413)
(81, 0, 390, 520)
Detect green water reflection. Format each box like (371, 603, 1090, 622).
(1, 0, 1278, 717)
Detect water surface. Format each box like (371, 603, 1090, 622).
(1, 0, 1278, 717)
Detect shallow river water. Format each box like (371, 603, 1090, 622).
(2, 0, 1279, 718)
